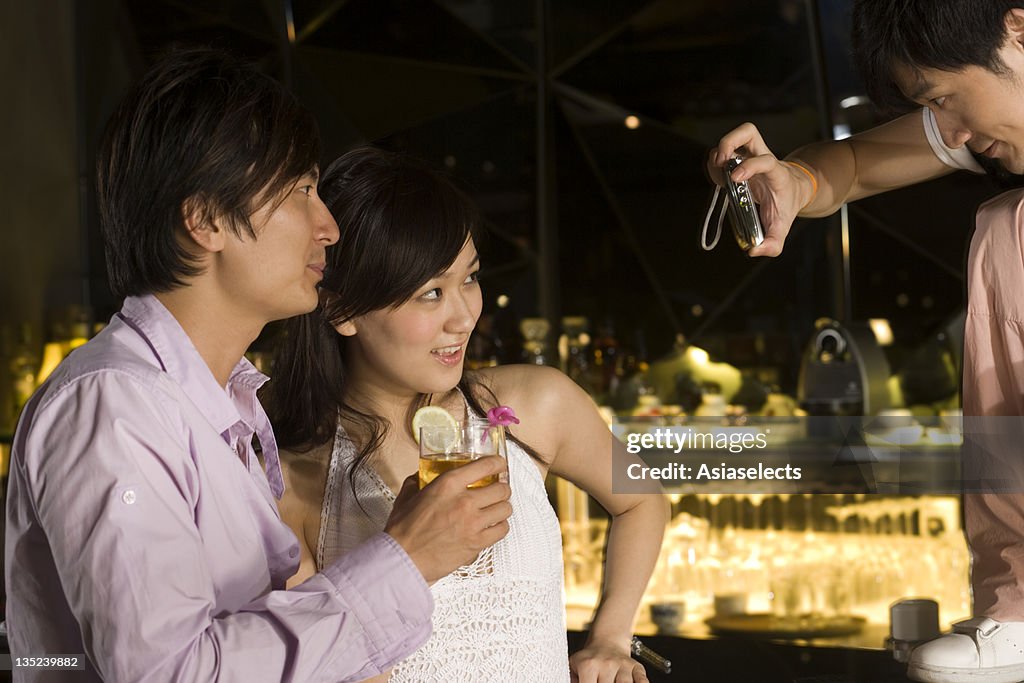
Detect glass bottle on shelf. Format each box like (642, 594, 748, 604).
(520, 318, 551, 366)
(491, 303, 520, 365)
(632, 361, 660, 416)
(11, 323, 40, 416)
(36, 335, 65, 387)
(664, 334, 701, 414)
(589, 319, 620, 403)
(37, 306, 92, 385)
(466, 313, 500, 370)
(613, 331, 659, 414)
(65, 305, 91, 354)
(559, 316, 594, 395)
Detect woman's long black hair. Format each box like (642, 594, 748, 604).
(264, 147, 540, 499)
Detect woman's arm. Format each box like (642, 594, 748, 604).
(509, 366, 669, 683)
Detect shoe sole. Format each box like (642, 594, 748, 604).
(909, 662, 1024, 683)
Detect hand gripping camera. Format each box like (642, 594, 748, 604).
(722, 155, 765, 251)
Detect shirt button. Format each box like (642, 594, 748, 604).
(122, 489, 137, 505)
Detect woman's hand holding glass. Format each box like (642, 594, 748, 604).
(418, 418, 508, 490)
(386, 456, 511, 583)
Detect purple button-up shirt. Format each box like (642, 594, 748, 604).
(5, 295, 433, 682)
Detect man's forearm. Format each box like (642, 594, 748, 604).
(789, 110, 953, 218)
(787, 140, 858, 218)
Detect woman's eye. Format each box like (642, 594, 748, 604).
(422, 288, 442, 301)
(465, 270, 480, 284)
(298, 185, 314, 197)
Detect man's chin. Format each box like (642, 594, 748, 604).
(973, 150, 1024, 185)
(1001, 157, 1024, 175)
(270, 296, 320, 323)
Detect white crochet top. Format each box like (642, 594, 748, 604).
(316, 401, 570, 682)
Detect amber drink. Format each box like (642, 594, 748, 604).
(419, 452, 500, 489)
(418, 418, 507, 489)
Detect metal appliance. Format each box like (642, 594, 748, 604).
(798, 318, 891, 417)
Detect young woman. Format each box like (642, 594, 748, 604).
(266, 147, 668, 683)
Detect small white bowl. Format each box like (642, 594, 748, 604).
(871, 410, 916, 430)
(865, 424, 924, 445)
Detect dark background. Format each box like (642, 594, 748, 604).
(1, 0, 1005, 430)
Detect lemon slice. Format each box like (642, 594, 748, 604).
(412, 406, 459, 452)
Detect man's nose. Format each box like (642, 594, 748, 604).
(314, 198, 340, 245)
(936, 112, 972, 149)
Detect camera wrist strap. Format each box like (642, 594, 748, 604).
(701, 184, 728, 251)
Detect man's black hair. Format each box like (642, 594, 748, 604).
(96, 47, 320, 298)
(852, 0, 1024, 113)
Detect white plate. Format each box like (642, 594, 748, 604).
(926, 428, 962, 445)
(864, 424, 924, 445)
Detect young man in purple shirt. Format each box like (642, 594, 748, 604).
(4, 48, 512, 682)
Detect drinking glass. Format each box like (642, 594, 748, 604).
(418, 417, 507, 489)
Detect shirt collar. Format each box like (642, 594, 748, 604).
(118, 295, 284, 499)
(227, 364, 284, 500)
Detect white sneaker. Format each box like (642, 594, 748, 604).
(908, 617, 1024, 683)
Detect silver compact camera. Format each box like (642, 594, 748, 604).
(723, 155, 765, 251)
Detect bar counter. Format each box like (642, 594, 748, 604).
(567, 627, 913, 682)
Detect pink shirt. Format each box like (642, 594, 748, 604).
(5, 294, 433, 681)
(965, 190, 1024, 417)
(962, 190, 1024, 617)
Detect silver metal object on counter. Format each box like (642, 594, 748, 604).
(887, 598, 940, 663)
(631, 636, 672, 674)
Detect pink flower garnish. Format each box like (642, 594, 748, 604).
(487, 405, 520, 427)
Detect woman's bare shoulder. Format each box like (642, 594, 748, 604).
(472, 363, 564, 396)
(470, 364, 582, 455)
(474, 364, 578, 411)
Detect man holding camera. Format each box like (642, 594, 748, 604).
(709, 2, 1024, 681)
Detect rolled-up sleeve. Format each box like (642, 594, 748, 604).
(922, 107, 984, 173)
(9, 370, 432, 682)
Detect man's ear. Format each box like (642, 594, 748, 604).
(182, 196, 228, 253)
(1006, 8, 1024, 48)
(334, 319, 358, 337)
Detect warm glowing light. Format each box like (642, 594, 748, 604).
(36, 343, 65, 385)
(869, 318, 894, 346)
(686, 347, 710, 366)
(624, 115, 641, 129)
(496, 294, 509, 308)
